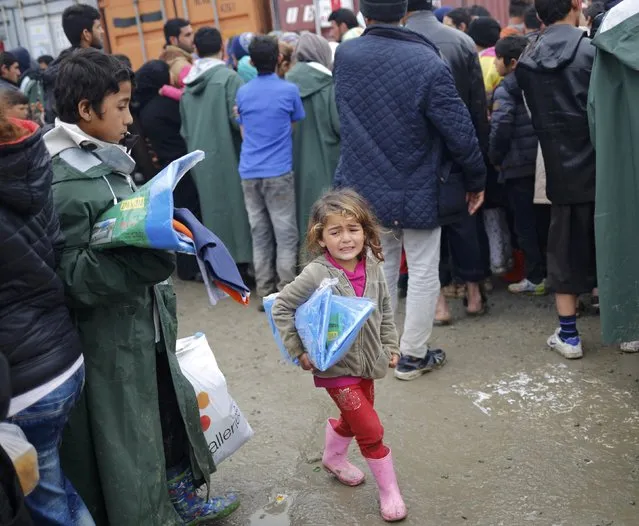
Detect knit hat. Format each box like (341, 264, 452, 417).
(360, 0, 408, 22)
(467, 17, 502, 49)
(406, 0, 432, 12)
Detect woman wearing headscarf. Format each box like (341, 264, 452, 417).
(286, 33, 340, 247)
(133, 60, 201, 281)
(230, 32, 257, 82)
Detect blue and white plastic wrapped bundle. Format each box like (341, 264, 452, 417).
(264, 279, 375, 371)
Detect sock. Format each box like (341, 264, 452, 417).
(558, 315, 579, 344)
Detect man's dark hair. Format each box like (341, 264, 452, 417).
(37, 54, 54, 66)
(524, 5, 542, 29)
(54, 49, 134, 124)
(164, 18, 190, 45)
(469, 5, 491, 17)
(248, 36, 278, 75)
(495, 35, 529, 64)
(509, 0, 533, 18)
(2, 89, 28, 106)
(193, 27, 222, 58)
(584, 1, 605, 20)
(0, 52, 18, 69)
(534, 0, 572, 26)
(113, 54, 132, 69)
(328, 8, 359, 29)
(446, 8, 472, 29)
(468, 17, 502, 48)
(62, 4, 101, 47)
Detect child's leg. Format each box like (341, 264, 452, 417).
(327, 380, 406, 521)
(326, 380, 388, 460)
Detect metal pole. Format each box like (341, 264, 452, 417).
(41, 0, 55, 55)
(133, 0, 148, 62)
(160, 0, 167, 22)
(17, 0, 28, 49)
(210, 0, 220, 29)
(181, 0, 189, 19)
(313, 0, 321, 36)
(0, 6, 13, 49)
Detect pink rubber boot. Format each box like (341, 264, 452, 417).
(366, 449, 407, 522)
(322, 419, 365, 486)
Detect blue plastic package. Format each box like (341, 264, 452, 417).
(264, 279, 375, 372)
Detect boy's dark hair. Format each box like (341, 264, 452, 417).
(524, 5, 542, 30)
(495, 35, 529, 64)
(328, 8, 359, 29)
(62, 4, 101, 47)
(193, 27, 222, 58)
(54, 49, 134, 124)
(468, 17, 502, 48)
(534, 0, 572, 26)
(248, 36, 279, 75)
(469, 5, 491, 17)
(164, 18, 190, 45)
(113, 54, 133, 69)
(446, 8, 471, 29)
(0, 52, 18, 69)
(2, 89, 28, 106)
(37, 54, 54, 66)
(509, 0, 532, 18)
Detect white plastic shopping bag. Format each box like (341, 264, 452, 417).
(176, 333, 253, 465)
(0, 422, 39, 495)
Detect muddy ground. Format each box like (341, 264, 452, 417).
(175, 279, 639, 526)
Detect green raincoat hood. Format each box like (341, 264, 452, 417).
(287, 62, 333, 98)
(592, 0, 639, 71)
(183, 58, 227, 95)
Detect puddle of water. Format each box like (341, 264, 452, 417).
(248, 493, 293, 526)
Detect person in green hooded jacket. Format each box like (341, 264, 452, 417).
(45, 49, 239, 526)
(588, 0, 639, 352)
(181, 27, 252, 265)
(287, 33, 340, 251)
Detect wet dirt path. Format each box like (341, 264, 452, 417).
(175, 280, 639, 526)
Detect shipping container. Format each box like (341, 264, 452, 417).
(0, 0, 99, 58)
(100, 0, 272, 70)
(441, 0, 510, 26)
(274, 0, 359, 37)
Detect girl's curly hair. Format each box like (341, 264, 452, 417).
(306, 188, 385, 262)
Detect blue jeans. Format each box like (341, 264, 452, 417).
(8, 365, 94, 526)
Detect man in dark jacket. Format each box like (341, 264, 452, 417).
(404, 0, 490, 323)
(42, 3, 104, 124)
(516, 0, 596, 360)
(334, 0, 486, 381)
(490, 35, 544, 295)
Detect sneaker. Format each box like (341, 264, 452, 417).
(394, 349, 447, 381)
(508, 278, 547, 296)
(547, 329, 583, 359)
(620, 341, 639, 353)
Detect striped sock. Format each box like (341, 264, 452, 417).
(558, 315, 579, 343)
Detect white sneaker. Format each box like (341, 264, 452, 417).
(508, 278, 547, 296)
(547, 329, 583, 359)
(620, 341, 639, 353)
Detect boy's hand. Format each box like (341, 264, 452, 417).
(299, 353, 314, 371)
(389, 354, 400, 368)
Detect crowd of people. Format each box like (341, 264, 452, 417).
(1, 0, 638, 524)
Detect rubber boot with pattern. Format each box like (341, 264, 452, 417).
(167, 467, 240, 525)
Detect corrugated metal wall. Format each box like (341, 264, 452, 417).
(441, 0, 510, 26)
(0, 0, 99, 56)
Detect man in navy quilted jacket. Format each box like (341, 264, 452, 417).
(333, 0, 486, 381)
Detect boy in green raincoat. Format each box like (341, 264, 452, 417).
(44, 49, 239, 526)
